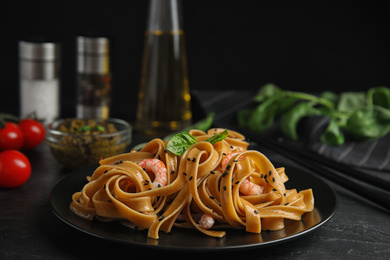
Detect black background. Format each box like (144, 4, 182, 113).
(1, 0, 389, 121)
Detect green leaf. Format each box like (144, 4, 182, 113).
(280, 102, 321, 140)
(367, 86, 390, 109)
(163, 113, 214, 141)
(166, 132, 198, 156)
(337, 92, 366, 113)
(96, 125, 105, 132)
(254, 83, 282, 102)
(345, 106, 390, 140)
(320, 91, 339, 105)
(320, 119, 345, 146)
(247, 97, 280, 133)
(77, 125, 91, 132)
(205, 129, 229, 144)
(237, 108, 252, 128)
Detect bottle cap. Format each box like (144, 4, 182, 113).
(77, 36, 110, 74)
(19, 40, 60, 80)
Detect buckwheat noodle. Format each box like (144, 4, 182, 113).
(70, 128, 314, 239)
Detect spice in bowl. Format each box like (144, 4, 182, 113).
(46, 118, 131, 169)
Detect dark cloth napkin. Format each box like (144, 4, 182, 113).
(192, 89, 390, 172)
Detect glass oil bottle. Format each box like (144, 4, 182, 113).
(136, 0, 192, 137)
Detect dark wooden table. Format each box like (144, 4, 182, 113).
(1, 90, 390, 259)
(1, 139, 389, 259)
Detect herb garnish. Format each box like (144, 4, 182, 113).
(166, 129, 229, 156)
(237, 83, 390, 146)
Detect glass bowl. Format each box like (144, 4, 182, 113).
(45, 118, 132, 169)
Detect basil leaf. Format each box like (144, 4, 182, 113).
(166, 132, 198, 156)
(163, 113, 214, 141)
(346, 106, 390, 140)
(205, 129, 229, 144)
(337, 92, 366, 113)
(247, 97, 280, 133)
(254, 83, 282, 102)
(320, 119, 345, 146)
(320, 91, 339, 106)
(367, 86, 390, 109)
(237, 108, 252, 128)
(280, 102, 320, 140)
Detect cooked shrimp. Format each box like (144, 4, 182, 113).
(221, 152, 242, 171)
(239, 178, 263, 196)
(199, 214, 214, 229)
(137, 159, 167, 188)
(222, 153, 263, 196)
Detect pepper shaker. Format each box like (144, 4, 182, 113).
(76, 36, 111, 119)
(19, 40, 60, 124)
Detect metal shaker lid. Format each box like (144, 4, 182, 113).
(19, 40, 60, 79)
(77, 36, 110, 74)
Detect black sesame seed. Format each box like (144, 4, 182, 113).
(189, 176, 193, 181)
(104, 170, 108, 173)
(183, 172, 187, 176)
(164, 150, 168, 153)
(158, 215, 165, 221)
(187, 158, 191, 161)
(254, 210, 259, 214)
(269, 170, 272, 175)
(210, 171, 215, 174)
(261, 174, 264, 178)
(209, 195, 215, 200)
(222, 171, 228, 177)
(171, 170, 175, 174)
(192, 157, 196, 162)
(226, 164, 231, 170)
(223, 186, 226, 191)
(272, 177, 275, 182)
(222, 153, 226, 156)
(283, 193, 287, 196)
(235, 181, 240, 184)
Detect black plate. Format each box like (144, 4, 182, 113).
(49, 162, 337, 251)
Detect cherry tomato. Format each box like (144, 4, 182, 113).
(0, 150, 31, 188)
(18, 118, 45, 149)
(0, 122, 24, 151)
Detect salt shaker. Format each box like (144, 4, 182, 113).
(19, 40, 60, 124)
(76, 36, 111, 119)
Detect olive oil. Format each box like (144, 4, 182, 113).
(136, 4, 192, 137)
(137, 0, 192, 137)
